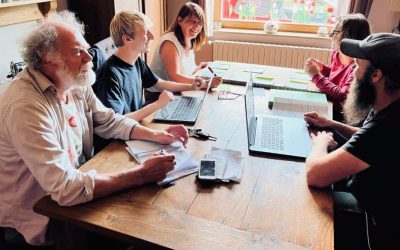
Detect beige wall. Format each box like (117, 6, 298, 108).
(167, 0, 186, 27)
(1, 0, 399, 81)
(0, 0, 68, 82)
(368, 0, 400, 32)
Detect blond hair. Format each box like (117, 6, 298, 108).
(110, 11, 153, 47)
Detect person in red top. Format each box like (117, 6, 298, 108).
(305, 14, 371, 121)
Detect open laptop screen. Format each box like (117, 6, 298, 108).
(201, 76, 213, 101)
(244, 73, 256, 146)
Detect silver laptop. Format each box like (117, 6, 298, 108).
(244, 73, 311, 158)
(153, 77, 213, 125)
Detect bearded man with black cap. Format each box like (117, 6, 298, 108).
(303, 33, 400, 249)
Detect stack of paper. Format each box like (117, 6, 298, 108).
(125, 140, 198, 185)
(268, 89, 329, 119)
(203, 147, 244, 183)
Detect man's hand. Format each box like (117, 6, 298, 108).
(155, 90, 174, 108)
(311, 131, 338, 151)
(152, 125, 189, 147)
(166, 125, 189, 147)
(304, 112, 333, 128)
(137, 154, 176, 184)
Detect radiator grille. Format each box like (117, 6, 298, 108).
(212, 40, 331, 69)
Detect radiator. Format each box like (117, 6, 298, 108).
(212, 40, 331, 69)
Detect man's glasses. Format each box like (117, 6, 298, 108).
(217, 90, 243, 100)
(328, 29, 340, 37)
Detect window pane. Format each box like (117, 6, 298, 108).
(221, 0, 338, 26)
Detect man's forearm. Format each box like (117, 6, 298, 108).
(330, 120, 359, 139)
(129, 124, 160, 141)
(125, 102, 162, 121)
(306, 143, 330, 188)
(93, 168, 144, 198)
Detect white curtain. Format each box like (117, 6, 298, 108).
(205, 0, 214, 37)
(337, 0, 352, 16)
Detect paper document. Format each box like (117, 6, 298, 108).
(271, 97, 329, 119)
(205, 147, 244, 182)
(268, 89, 327, 109)
(125, 140, 198, 185)
(209, 62, 230, 70)
(243, 67, 265, 74)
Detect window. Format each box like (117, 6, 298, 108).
(214, 0, 350, 33)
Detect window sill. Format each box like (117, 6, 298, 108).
(211, 28, 331, 48)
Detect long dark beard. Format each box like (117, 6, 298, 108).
(343, 66, 376, 126)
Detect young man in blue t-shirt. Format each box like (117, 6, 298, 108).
(93, 11, 211, 121)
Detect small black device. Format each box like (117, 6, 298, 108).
(188, 128, 217, 141)
(198, 160, 216, 180)
(7, 61, 26, 79)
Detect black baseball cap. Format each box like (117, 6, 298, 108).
(340, 33, 400, 82)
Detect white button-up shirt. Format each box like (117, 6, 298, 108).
(0, 68, 137, 245)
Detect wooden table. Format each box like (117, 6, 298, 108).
(34, 82, 333, 249)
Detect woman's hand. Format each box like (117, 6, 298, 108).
(305, 57, 323, 71)
(194, 62, 208, 73)
(311, 58, 323, 71)
(191, 77, 208, 90)
(304, 57, 323, 77)
(209, 76, 222, 88)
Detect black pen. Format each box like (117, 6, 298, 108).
(161, 181, 176, 188)
(208, 66, 218, 77)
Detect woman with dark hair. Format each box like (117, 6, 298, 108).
(151, 2, 221, 87)
(304, 13, 371, 121)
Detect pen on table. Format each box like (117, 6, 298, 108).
(208, 66, 218, 77)
(161, 181, 176, 188)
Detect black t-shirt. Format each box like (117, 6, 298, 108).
(93, 55, 158, 115)
(343, 99, 400, 240)
(88, 46, 105, 72)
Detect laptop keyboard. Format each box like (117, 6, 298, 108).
(260, 117, 284, 150)
(170, 97, 198, 120)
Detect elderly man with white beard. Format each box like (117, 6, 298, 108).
(0, 11, 189, 248)
(304, 33, 400, 250)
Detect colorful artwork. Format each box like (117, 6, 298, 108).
(221, 0, 336, 25)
